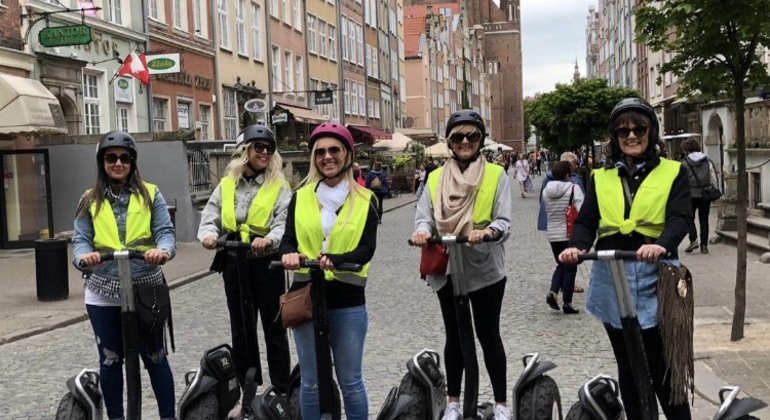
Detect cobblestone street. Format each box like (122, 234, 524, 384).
(0, 174, 728, 418)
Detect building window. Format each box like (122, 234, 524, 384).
(282, 0, 290, 25)
(296, 55, 304, 96)
(358, 82, 365, 116)
(366, 45, 371, 76)
(293, 0, 302, 31)
(328, 25, 336, 61)
(219, 0, 230, 49)
(331, 84, 338, 120)
(269, 0, 278, 17)
(193, 0, 203, 35)
(116, 106, 129, 132)
(252, 3, 262, 60)
(356, 24, 363, 66)
(318, 21, 327, 57)
(223, 88, 238, 140)
(350, 82, 357, 115)
(173, 0, 182, 28)
(177, 101, 191, 129)
(272, 46, 281, 90)
(153, 97, 168, 132)
(106, 0, 122, 25)
(199, 105, 212, 140)
(309, 79, 319, 112)
(341, 17, 347, 61)
(343, 79, 350, 114)
(236, 0, 247, 55)
(83, 73, 101, 135)
(348, 20, 356, 63)
(149, 0, 159, 20)
(307, 15, 317, 54)
(284, 51, 294, 92)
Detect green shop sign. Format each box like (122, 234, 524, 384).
(147, 58, 175, 71)
(39, 25, 92, 48)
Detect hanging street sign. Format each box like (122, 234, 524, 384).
(38, 24, 92, 48)
(146, 53, 181, 74)
(314, 89, 334, 105)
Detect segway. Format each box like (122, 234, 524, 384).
(565, 375, 624, 420)
(269, 259, 414, 420)
(512, 352, 563, 419)
(55, 250, 148, 420)
(577, 250, 658, 420)
(396, 348, 448, 420)
(713, 385, 767, 420)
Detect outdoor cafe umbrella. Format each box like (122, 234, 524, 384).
(482, 142, 513, 152)
(425, 141, 451, 158)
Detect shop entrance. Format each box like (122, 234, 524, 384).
(0, 150, 53, 249)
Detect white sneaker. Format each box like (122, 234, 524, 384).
(442, 402, 462, 420)
(494, 404, 511, 420)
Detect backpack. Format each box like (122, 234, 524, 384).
(371, 175, 382, 189)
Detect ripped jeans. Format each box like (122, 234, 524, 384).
(86, 304, 175, 420)
(293, 305, 369, 420)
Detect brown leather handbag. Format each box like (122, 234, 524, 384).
(278, 283, 313, 329)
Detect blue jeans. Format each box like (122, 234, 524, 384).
(86, 305, 175, 420)
(293, 305, 369, 420)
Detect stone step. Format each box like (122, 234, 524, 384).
(747, 216, 770, 237)
(715, 229, 770, 253)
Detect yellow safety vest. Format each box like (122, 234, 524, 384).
(90, 182, 157, 252)
(595, 158, 680, 239)
(220, 176, 286, 242)
(294, 182, 373, 286)
(427, 162, 503, 228)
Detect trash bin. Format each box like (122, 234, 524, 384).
(34, 238, 69, 301)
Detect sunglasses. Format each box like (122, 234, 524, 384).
(314, 146, 344, 158)
(448, 132, 482, 144)
(104, 153, 132, 164)
(615, 126, 648, 139)
(252, 142, 276, 155)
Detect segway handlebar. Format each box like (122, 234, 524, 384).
(268, 260, 363, 272)
(216, 237, 253, 250)
(577, 250, 638, 262)
(77, 250, 146, 268)
(407, 234, 495, 246)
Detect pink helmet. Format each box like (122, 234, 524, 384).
(308, 123, 355, 152)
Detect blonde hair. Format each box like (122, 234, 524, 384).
(224, 143, 285, 185)
(560, 152, 578, 165)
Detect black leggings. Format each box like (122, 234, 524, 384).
(688, 196, 711, 246)
(438, 278, 507, 402)
(604, 324, 692, 420)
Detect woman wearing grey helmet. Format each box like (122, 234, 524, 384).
(197, 124, 291, 414)
(72, 130, 176, 420)
(560, 98, 692, 419)
(410, 110, 512, 420)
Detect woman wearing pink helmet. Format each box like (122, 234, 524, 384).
(279, 123, 378, 420)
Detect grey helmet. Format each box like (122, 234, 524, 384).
(235, 124, 276, 149)
(609, 98, 658, 132)
(445, 109, 486, 139)
(96, 131, 138, 181)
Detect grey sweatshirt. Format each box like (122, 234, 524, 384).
(413, 167, 512, 293)
(543, 180, 584, 242)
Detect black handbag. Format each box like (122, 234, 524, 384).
(684, 158, 722, 202)
(134, 282, 175, 352)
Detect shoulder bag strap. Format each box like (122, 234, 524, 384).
(569, 184, 575, 205)
(683, 158, 705, 188)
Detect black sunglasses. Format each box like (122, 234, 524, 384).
(448, 132, 482, 144)
(252, 142, 276, 155)
(615, 126, 648, 139)
(104, 153, 132, 164)
(314, 146, 343, 157)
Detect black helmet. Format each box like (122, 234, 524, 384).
(609, 98, 658, 132)
(96, 131, 138, 163)
(236, 124, 276, 148)
(445, 109, 486, 139)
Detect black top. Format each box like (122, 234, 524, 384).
(280, 192, 379, 309)
(568, 159, 691, 258)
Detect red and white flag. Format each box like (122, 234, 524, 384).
(117, 52, 150, 86)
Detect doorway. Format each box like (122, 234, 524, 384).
(0, 150, 53, 249)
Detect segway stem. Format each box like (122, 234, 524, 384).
(116, 250, 147, 420)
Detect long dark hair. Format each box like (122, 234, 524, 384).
(75, 165, 152, 218)
(605, 110, 661, 169)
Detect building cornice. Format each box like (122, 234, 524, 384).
(149, 32, 216, 58)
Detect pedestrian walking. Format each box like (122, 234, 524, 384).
(72, 131, 176, 420)
(279, 122, 379, 420)
(416, 163, 427, 197)
(513, 152, 530, 198)
(680, 138, 719, 254)
(410, 109, 512, 420)
(353, 162, 366, 187)
(543, 161, 584, 314)
(197, 124, 292, 413)
(559, 98, 692, 420)
(365, 158, 389, 223)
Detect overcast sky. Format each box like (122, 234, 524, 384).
(519, 0, 595, 97)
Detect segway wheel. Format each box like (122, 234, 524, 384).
(396, 372, 447, 420)
(55, 393, 88, 420)
(517, 375, 562, 420)
(287, 380, 342, 420)
(182, 392, 219, 420)
(565, 402, 594, 420)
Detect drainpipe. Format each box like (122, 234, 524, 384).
(362, 0, 369, 126)
(143, 0, 153, 133)
(265, 0, 274, 128)
(211, 0, 222, 139)
(337, 3, 345, 124)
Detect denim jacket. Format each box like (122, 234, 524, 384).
(72, 186, 176, 280)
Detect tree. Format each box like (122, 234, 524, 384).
(636, 0, 770, 341)
(524, 79, 639, 153)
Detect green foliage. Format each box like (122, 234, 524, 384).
(393, 155, 413, 168)
(298, 141, 308, 150)
(523, 97, 534, 141)
(409, 141, 426, 165)
(524, 79, 639, 153)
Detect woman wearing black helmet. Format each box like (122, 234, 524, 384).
(410, 110, 512, 420)
(560, 98, 692, 419)
(197, 124, 291, 409)
(73, 131, 176, 420)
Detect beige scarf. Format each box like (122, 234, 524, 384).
(434, 157, 486, 236)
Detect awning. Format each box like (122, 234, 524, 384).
(348, 124, 392, 140)
(0, 74, 68, 135)
(275, 103, 326, 125)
